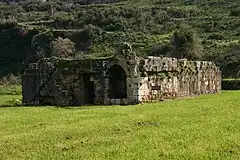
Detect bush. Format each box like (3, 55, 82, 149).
(222, 79, 240, 90)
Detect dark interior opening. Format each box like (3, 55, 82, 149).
(108, 65, 127, 98)
(83, 74, 95, 104)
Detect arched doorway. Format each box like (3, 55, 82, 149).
(108, 65, 127, 98)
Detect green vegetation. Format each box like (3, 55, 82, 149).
(222, 79, 240, 90)
(0, 0, 239, 78)
(0, 86, 240, 159)
(0, 85, 22, 95)
(0, 85, 22, 106)
(170, 25, 203, 60)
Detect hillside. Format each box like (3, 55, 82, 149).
(0, 0, 240, 78)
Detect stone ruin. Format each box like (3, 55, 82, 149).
(22, 44, 221, 106)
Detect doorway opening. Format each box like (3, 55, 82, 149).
(108, 65, 127, 98)
(83, 74, 95, 104)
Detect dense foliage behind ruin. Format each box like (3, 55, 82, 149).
(0, 0, 239, 78)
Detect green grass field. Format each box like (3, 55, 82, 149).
(0, 86, 240, 159)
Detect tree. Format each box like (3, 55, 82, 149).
(51, 37, 76, 58)
(170, 26, 203, 60)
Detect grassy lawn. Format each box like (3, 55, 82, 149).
(0, 88, 240, 159)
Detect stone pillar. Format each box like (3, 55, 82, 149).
(127, 77, 139, 104)
(137, 77, 150, 103)
(91, 74, 104, 105)
(73, 76, 84, 105)
(103, 77, 110, 105)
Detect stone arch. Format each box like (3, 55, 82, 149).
(107, 64, 127, 99)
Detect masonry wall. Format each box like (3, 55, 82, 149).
(137, 57, 221, 103)
(22, 56, 140, 106)
(22, 58, 98, 106)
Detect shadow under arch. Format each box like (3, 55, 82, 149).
(107, 64, 127, 99)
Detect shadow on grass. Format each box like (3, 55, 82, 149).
(53, 103, 134, 110)
(0, 102, 120, 109)
(1, 91, 230, 109)
(0, 104, 18, 108)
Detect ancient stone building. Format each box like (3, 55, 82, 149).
(22, 44, 221, 106)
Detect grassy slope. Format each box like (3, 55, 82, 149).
(0, 90, 240, 159)
(0, 0, 240, 77)
(68, 0, 240, 57)
(2, 0, 240, 56)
